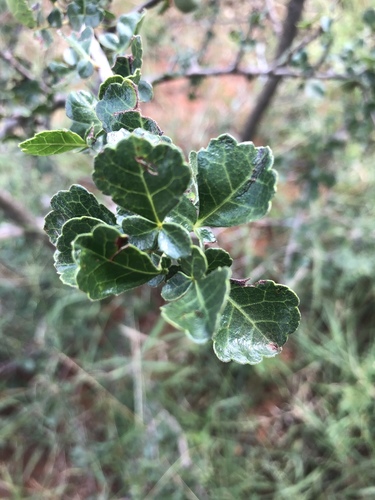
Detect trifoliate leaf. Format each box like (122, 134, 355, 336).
(54, 216, 103, 286)
(196, 134, 277, 227)
(180, 246, 207, 280)
(122, 215, 158, 251)
(213, 280, 301, 365)
(6, 0, 35, 28)
(73, 224, 161, 300)
(205, 248, 233, 273)
(158, 222, 192, 259)
(44, 184, 116, 245)
(95, 80, 138, 131)
(19, 130, 87, 156)
(161, 267, 231, 343)
(93, 131, 191, 224)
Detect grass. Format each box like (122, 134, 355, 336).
(1, 0, 375, 498)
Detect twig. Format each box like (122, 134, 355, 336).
(0, 189, 53, 248)
(150, 64, 353, 85)
(0, 49, 49, 94)
(133, 0, 165, 13)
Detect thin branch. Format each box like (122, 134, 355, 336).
(241, 0, 307, 141)
(0, 49, 49, 94)
(133, 0, 165, 13)
(150, 64, 353, 86)
(0, 189, 53, 248)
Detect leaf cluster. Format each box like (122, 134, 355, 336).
(19, 25, 300, 364)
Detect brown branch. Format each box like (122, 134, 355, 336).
(241, 0, 307, 141)
(0, 189, 53, 248)
(0, 49, 50, 94)
(150, 65, 352, 86)
(133, 0, 166, 13)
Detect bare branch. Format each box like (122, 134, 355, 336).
(241, 0, 307, 141)
(0, 49, 49, 94)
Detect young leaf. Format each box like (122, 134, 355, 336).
(161, 267, 231, 343)
(109, 110, 162, 135)
(205, 248, 233, 273)
(95, 80, 139, 131)
(180, 246, 207, 280)
(158, 222, 192, 259)
(98, 76, 124, 100)
(93, 131, 191, 224)
(54, 216, 103, 286)
(73, 224, 161, 300)
(121, 215, 158, 251)
(66, 91, 101, 132)
(196, 134, 277, 227)
(161, 272, 192, 301)
(131, 35, 143, 71)
(117, 11, 145, 48)
(19, 130, 87, 156)
(44, 184, 116, 244)
(6, 0, 36, 28)
(213, 280, 301, 365)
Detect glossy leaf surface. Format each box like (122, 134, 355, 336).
(196, 134, 277, 227)
(73, 224, 160, 300)
(19, 130, 87, 156)
(158, 222, 192, 259)
(161, 267, 231, 343)
(54, 216, 103, 285)
(93, 131, 191, 223)
(213, 281, 301, 364)
(95, 80, 138, 131)
(44, 185, 116, 244)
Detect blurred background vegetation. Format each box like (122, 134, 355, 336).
(1, 0, 375, 498)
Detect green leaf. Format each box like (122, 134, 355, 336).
(213, 280, 301, 365)
(67, 0, 104, 31)
(77, 60, 94, 79)
(6, 0, 36, 28)
(161, 272, 192, 301)
(47, 8, 63, 28)
(195, 227, 216, 243)
(117, 11, 145, 48)
(180, 245, 207, 280)
(44, 184, 116, 245)
(73, 224, 160, 300)
(131, 35, 143, 71)
(95, 81, 138, 131)
(98, 75, 124, 100)
(109, 110, 162, 135)
(138, 80, 154, 103)
(55, 216, 103, 286)
(93, 131, 191, 224)
(122, 215, 158, 251)
(165, 195, 197, 232)
(161, 267, 231, 344)
(205, 248, 233, 273)
(19, 130, 87, 156)
(111, 56, 133, 78)
(98, 32, 120, 51)
(66, 91, 100, 130)
(196, 134, 277, 227)
(158, 222, 192, 259)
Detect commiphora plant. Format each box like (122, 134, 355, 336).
(20, 15, 300, 365)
